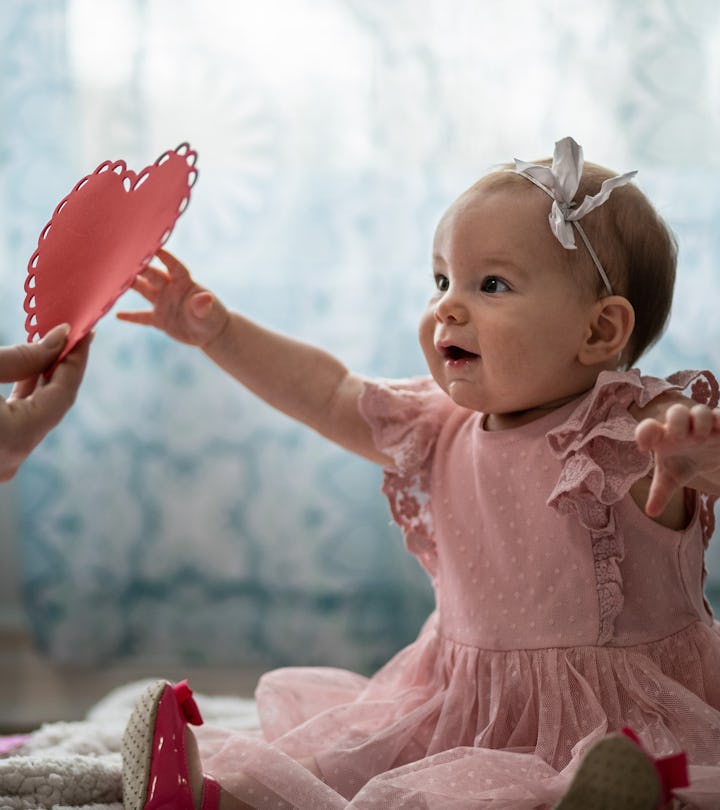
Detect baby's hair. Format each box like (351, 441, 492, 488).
(476, 161, 677, 368)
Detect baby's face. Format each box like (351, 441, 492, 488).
(419, 183, 601, 429)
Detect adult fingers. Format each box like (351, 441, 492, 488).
(19, 332, 92, 420)
(0, 324, 70, 384)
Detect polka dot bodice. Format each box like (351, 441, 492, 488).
(361, 369, 719, 650)
(433, 411, 601, 649)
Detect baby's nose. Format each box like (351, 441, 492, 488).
(434, 293, 468, 323)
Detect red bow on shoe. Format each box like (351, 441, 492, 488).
(621, 727, 689, 804)
(173, 679, 204, 726)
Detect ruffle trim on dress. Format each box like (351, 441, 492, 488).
(545, 368, 719, 645)
(359, 377, 455, 578)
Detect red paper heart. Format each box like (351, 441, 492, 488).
(24, 143, 198, 361)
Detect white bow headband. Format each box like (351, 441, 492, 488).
(513, 137, 637, 295)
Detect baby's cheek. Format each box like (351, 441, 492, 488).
(417, 313, 435, 358)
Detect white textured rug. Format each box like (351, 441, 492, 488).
(0, 680, 259, 810)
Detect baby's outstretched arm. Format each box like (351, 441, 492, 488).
(118, 250, 390, 466)
(635, 400, 720, 517)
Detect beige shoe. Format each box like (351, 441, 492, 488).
(553, 733, 663, 810)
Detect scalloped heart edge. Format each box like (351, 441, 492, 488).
(23, 142, 198, 345)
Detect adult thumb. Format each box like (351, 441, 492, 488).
(0, 324, 70, 383)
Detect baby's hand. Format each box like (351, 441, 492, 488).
(117, 249, 229, 348)
(635, 402, 720, 517)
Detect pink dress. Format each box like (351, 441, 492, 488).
(197, 369, 720, 809)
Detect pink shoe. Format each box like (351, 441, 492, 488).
(122, 679, 220, 810)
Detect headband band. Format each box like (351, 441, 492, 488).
(513, 137, 637, 296)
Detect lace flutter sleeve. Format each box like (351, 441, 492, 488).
(359, 377, 454, 576)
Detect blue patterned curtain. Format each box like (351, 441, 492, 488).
(2, 0, 720, 669)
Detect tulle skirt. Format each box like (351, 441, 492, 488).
(196, 618, 720, 809)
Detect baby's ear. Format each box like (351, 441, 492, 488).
(579, 295, 635, 366)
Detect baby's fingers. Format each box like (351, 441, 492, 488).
(686, 404, 717, 441)
(634, 418, 666, 453)
(116, 309, 158, 326)
(643, 468, 678, 518)
(187, 291, 214, 319)
(665, 403, 720, 444)
(664, 403, 693, 442)
(130, 273, 164, 302)
(138, 264, 171, 288)
(156, 248, 192, 281)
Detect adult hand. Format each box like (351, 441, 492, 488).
(0, 323, 91, 481)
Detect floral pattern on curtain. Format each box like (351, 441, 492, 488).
(1, 0, 719, 668)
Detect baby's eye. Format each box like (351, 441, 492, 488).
(480, 276, 510, 294)
(434, 274, 450, 292)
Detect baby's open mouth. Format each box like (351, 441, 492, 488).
(442, 345, 478, 361)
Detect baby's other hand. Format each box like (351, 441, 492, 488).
(117, 249, 229, 348)
(635, 402, 720, 517)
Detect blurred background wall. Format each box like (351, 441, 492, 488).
(1, 0, 720, 687)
